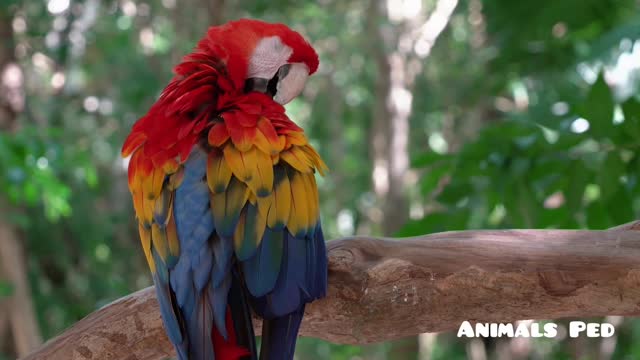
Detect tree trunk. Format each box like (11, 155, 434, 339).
(0, 5, 42, 358)
(0, 224, 43, 357)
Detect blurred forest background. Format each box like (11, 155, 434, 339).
(1, 0, 640, 359)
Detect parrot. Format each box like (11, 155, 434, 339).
(121, 19, 328, 360)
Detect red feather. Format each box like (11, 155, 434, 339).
(212, 309, 250, 360)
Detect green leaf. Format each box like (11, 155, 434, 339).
(419, 163, 452, 196)
(396, 210, 470, 236)
(565, 160, 590, 211)
(621, 97, 640, 138)
(410, 151, 452, 168)
(509, 157, 531, 177)
(84, 166, 99, 187)
(437, 181, 473, 205)
(586, 201, 612, 229)
(538, 207, 571, 228)
(606, 189, 634, 224)
(597, 152, 625, 200)
(577, 71, 614, 137)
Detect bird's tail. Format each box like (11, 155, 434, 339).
(259, 306, 305, 360)
(212, 266, 258, 360)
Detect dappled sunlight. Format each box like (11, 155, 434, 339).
(413, 0, 458, 58)
(570, 118, 590, 133)
(47, 0, 70, 15)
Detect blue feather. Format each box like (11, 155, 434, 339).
(235, 203, 261, 261)
(312, 224, 328, 298)
(151, 247, 186, 358)
(207, 271, 231, 338)
(170, 149, 226, 359)
(211, 235, 233, 287)
(193, 245, 213, 290)
(259, 306, 305, 360)
(242, 227, 283, 297)
(259, 231, 305, 318)
(186, 292, 215, 360)
(174, 150, 210, 255)
(170, 257, 191, 307)
(255, 223, 327, 360)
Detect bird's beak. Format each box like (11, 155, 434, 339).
(273, 63, 310, 105)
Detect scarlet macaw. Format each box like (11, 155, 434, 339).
(121, 19, 327, 360)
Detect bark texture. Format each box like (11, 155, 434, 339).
(22, 223, 640, 360)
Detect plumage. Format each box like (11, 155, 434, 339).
(207, 152, 233, 194)
(267, 166, 292, 230)
(122, 18, 326, 360)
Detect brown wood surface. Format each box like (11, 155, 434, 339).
(22, 222, 640, 360)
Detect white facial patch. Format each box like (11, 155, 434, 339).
(274, 63, 310, 105)
(247, 36, 293, 79)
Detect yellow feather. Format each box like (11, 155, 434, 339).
(223, 144, 246, 180)
(256, 194, 272, 222)
(233, 209, 246, 251)
(301, 145, 329, 175)
(151, 168, 165, 199)
(280, 147, 312, 173)
(288, 170, 309, 235)
(211, 177, 250, 235)
(253, 128, 280, 156)
(312, 175, 320, 220)
(141, 173, 154, 199)
(277, 135, 287, 150)
(132, 190, 144, 221)
(207, 153, 232, 194)
(210, 192, 224, 226)
(226, 177, 250, 215)
(302, 173, 319, 224)
(153, 188, 172, 226)
(248, 149, 273, 197)
(138, 223, 155, 272)
(223, 144, 257, 184)
(167, 167, 184, 190)
(151, 223, 169, 261)
(166, 208, 180, 258)
(142, 196, 154, 224)
(240, 147, 258, 183)
(162, 158, 179, 174)
(286, 131, 308, 146)
(234, 204, 267, 259)
(253, 206, 267, 246)
(267, 168, 291, 229)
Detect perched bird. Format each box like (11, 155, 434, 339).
(121, 19, 328, 360)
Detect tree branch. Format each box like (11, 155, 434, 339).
(23, 222, 640, 360)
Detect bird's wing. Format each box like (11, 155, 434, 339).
(123, 59, 252, 359)
(206, 99, 328, 312)
(207, 94, 329, 359)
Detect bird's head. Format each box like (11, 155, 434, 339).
(191, 18, 318, 105)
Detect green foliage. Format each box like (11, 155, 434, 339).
(0, 126, 76, 221)
(578, 71, 615, 137)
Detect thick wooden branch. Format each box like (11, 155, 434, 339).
(23, 223, 640, 360)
